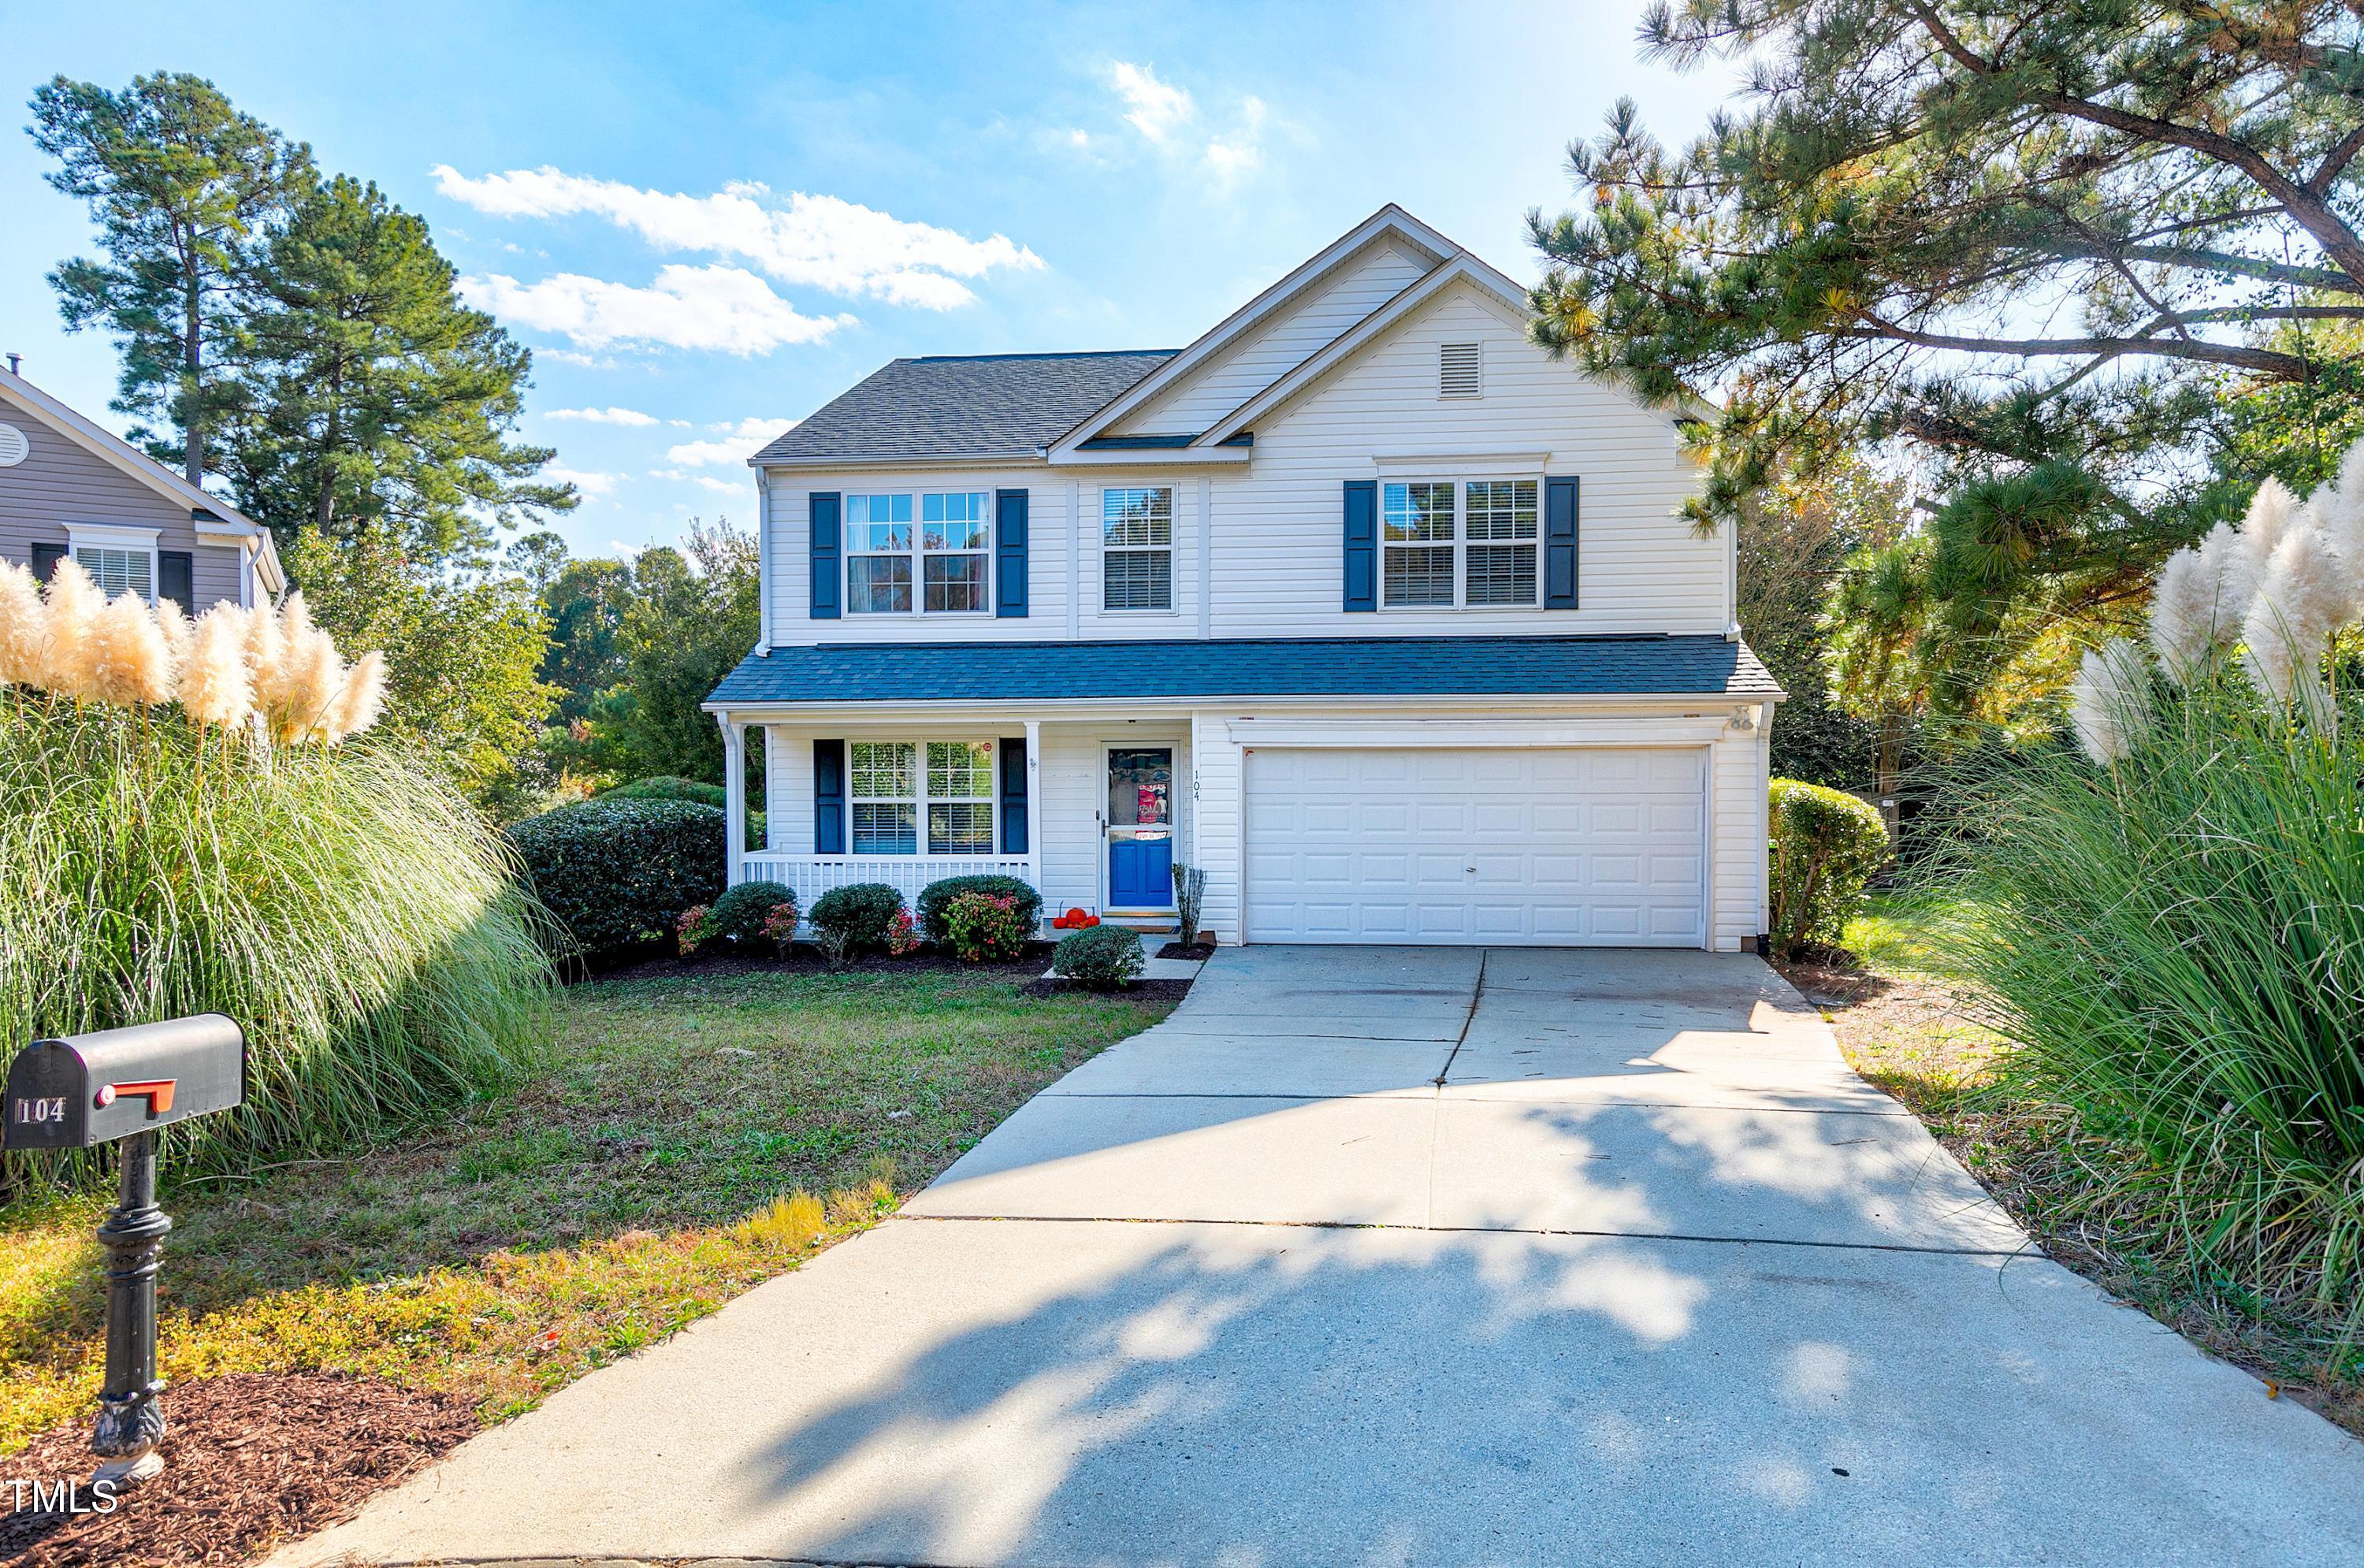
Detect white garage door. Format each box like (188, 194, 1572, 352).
(1244, 748, 1706, 946)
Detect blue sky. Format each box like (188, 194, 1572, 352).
(1, 1, 1743, 560)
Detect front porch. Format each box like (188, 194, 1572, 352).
(716, 712, 1198, 934)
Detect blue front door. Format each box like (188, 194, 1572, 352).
(1106, 745, 1176, 908)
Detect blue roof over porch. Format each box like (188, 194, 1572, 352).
(706, 634, 1783, 708)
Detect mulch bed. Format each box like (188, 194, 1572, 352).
(1156, 942, 1217, 960)
(0, 1373, 476, 1567)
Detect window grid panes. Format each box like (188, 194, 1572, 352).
(77, 547, 152, 603)
(926, 741, 995, 853)
(1463, 480, 1538, 607)
(1381, 481, 1456, 608)
(845, 740, 1000, 856)
(846, 493, 914, 614)
(849, 741, 917, 853)
(921, 492, 990, 613)
(1102, 487, 1173, 611)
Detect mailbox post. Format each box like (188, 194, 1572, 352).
(4, 1015, 245, 1488)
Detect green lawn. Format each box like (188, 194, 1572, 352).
(0, 963, 1172, 1453)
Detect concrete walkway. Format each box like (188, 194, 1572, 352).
(276, 948, 2364, 1566)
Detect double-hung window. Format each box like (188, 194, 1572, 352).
(921, 492, 989, 611)
(847, 491, 991, 614)
(69, 524, 160, 604)
(846, 494, 914, 613)
(846, 739, 998, 855)
(1380, 478, 1539, 608)
(1102, 486, 1172, 611)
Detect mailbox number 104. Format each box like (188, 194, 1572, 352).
(12, 1096, 67, 1125)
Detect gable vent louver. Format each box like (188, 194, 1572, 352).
(1439, 341, 1482, 399)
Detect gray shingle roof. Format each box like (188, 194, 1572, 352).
(751, 351, 1177, 466)
(708, 635, 1782, 706)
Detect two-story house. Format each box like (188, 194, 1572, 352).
(1, 363, 283, 612)
(704, 206, 1782, 951)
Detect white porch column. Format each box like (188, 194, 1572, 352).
(1024, 720, 1043, 908)
(718, 715, 746, 886)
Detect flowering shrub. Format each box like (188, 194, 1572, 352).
(885, 908, 920, 957)
(704, 880, 795, 949)
(808, 882, 904, 953)
(761, 902, 799, 952)
(675, 904, 712, 957)
(942, 892, 1029, 964)
(0, 559, 385, 743)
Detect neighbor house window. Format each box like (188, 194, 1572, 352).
(1381, 478, 1538, 609)
(846, 739, 999, 855)
(926, 741, 994, 853)
(846, 494, 914, 614)
(1102, 486, 1172, 611)
(847, 491, 990, 614)
(849, 741, 917, 853)
(921, 492, 990, 611)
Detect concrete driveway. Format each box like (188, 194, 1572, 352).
(278, 947, 2364, 1566)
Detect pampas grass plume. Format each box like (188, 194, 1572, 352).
(2070, 638, 2152, 765)
(2243, 525, 2348, 707)
(2146, 545, 2218, 683)
(84, 591, 176, 707)
(0, 560, 43, 686)
(180, 606, 255, 728)
(326, 649, 387, 741)
(37, 560, 102, 698)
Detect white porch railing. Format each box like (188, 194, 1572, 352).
(737, 853, 1039, 924)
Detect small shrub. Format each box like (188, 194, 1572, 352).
(808, 882, 905, 953)
(760, 901, 800, 952)
(944, 892, 1031, 964)
(916, 874, 1042, 946)
(1767, 778, 1889, 958)
(1054, 924, 1145, 990)
(1172, 864, 1207, 945)
(813, 924, 854, 970)
(604, 775, 727, 808)
(885, 907, 920, 957)
(706, 880, 797, 946)
(507, 797, 727, 957)
(675, 903, 712, 957)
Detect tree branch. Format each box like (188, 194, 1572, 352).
(1837, 316, 2310, 376)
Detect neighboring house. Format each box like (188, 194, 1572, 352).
(705, 206, 1783, 950)
(0, 363, 283, 611)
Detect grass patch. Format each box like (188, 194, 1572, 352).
(0, 964, 1170, 1454)
(1790, 892, 2364, 1436)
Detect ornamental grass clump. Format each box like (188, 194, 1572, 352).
(0, 563, 548, 1187)
(1941, 438, 2364, 1328)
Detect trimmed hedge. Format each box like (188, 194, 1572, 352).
(705, 879, 796, 945)
(916, 873, 1042, 946)
(604, 775, 727, 808)
(808, 882, 905, 952)
(1053, 924, 1145, 989)
(507, 797, 727, 956)
(1767, 778, 1890, 958)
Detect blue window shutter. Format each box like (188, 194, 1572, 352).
(809, 492, 842, 620)
(995, 489, 1029, 618)
(998, 737, 1028, 853)
(1342, 479, 1377, 611)
(1544, 476, 1579, 609)
(813, 738, 846, 854)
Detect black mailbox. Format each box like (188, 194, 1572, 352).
(3, 1014, 245, 1152)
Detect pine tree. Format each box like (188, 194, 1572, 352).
(220, 174, 574, 559)
(30, 72, 312, 486)
(1529, 2, 2364, 708)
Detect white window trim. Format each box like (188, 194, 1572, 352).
(846, 738, 1002, 856)
(845, 490, 993, 617)
(1378, 475, 1542, 611)
(67, 522, 162, 604)
(1099, 485, 1176, 614)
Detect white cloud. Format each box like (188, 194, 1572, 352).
(1202, 97, 1267, 186)
(545, 464, 625, 499)
(459, 265, 852, 354)
(604, 540, 647, 559)
(651, 467, 747, 495)
(545, 405, 659, 425)
(1110, 62, 1194, 145)
(433, 165, 1043, 310)
(667, 417, 797, 467)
